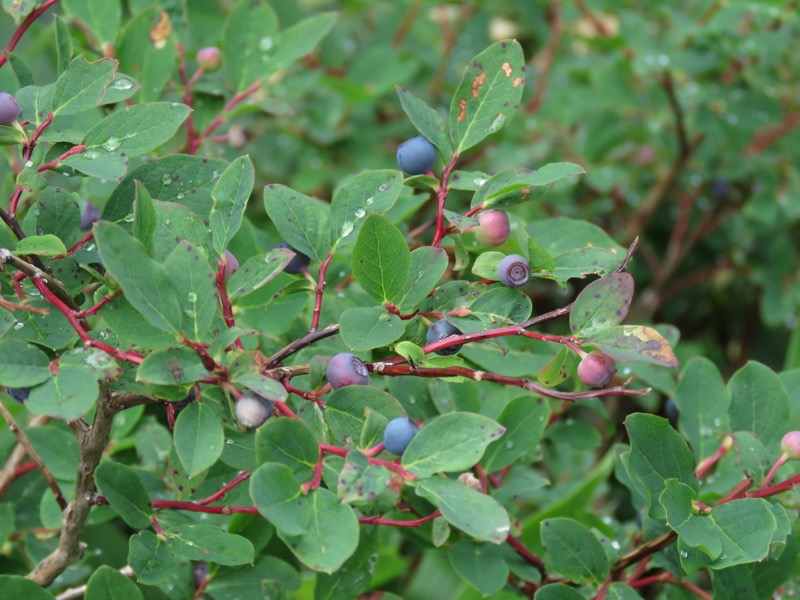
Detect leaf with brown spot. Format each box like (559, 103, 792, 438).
(586, 325, 679, 368)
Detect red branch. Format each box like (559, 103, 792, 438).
(507, 535, 546, 575)
(0, 0, 60, 69)
(74, 289, 121, 318)
(197, 471, 251, 505)
(201, 82, 260, 142)
(22, 112, 53, 162)
(319, 442, 416, 479)
(310, 253, 333, 332)
(176, 43, 199, 154)
(216, 257, 243, 350)
(431, 152, 460, 246)
(359, 511, 440, 527)
(37, 144, 85, 172)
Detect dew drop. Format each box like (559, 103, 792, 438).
(24, 160, 33, 168)
(164, 219, 171, 225)
(161, 173, 173, 185)
(175, 192, 185, 200)
(83, 150, 100, 160)
(102, 137, 121, 152)
(378, 183, 389, 192)
(474, 177, 487, 187)
(112, 78, 134, 90)
(13, 322, 24, 330)
(259, 37, 274, 51)
(86, 244, 95, 251)
(365, 196, 374, 205)
(225, 438, 234, 445)
(354, 207, 366, 218)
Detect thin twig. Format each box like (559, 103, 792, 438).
(0, 249, 79, 310)
(0, 0, 60, 68)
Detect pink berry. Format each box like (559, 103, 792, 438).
(196, 46, 222, 72)
(577, 350, 617, 388)
(475, 210, 510, 246)
(781, 431, 800, 460)
(223, 250, 239, 278)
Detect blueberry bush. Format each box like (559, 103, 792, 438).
(1, 2, 799, 599)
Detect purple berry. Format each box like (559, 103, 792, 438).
(7, 387, 30, 403)
(276, 241, 311, 275)
(426, 319, 463, 356)
(196, 46, 222, 72)
(223, 250, 239, 278)
(396, 136, 437, 175)
(235, 392, 275, 428)
(577, 350, 617, 388)
(327, 353, 369, 389)
(0, 92, 20, 125)
(497, 254, 530, 287)
(781, 431, 800, 460)
(475, 210, 510, 247)
(383, 417, 419, 455)
(80, 200, 100, 231)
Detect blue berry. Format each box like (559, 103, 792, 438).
(383, 417, 419, 455)
(0, 92, 20, 125)
(276, 241, 311, 274)
(80, 201, 100, 231)
(497, 254, 530, 287)
(235, 392, 274, 428)
(327, 353, 369, 389)
(396, 136, 437, 175)
(7, 387, 30, 403)
(426, 319, 463, 356)
(171, 387, 197, 410)
(665, 397, 679, 423)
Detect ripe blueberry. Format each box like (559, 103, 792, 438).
(577, 350, 617, 388)
(781, 431, 800, 460)
(80, 200, 100, 231)
(665, 397, 679, 423)
(171, 387, 197, 410)
(475, 210, 510, 247)
(276, 241, 311, 275)
(223, 249, 239, 278)
(196, 46, 222, 72)
(6, 387, 30, 403)
(396, 135, 437, 175)
(383, 417, 419, 455)
(426, 319, 463, 355)
(497, 254, 530, 287)
(235, 392, 275, 428)
(327, 353, 369, 389)
(0, 92, 20, 125)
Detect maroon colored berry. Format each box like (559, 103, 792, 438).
(327, 353, 369, 389)
(475, 210, 510, 247)
(196, 46, 222, 72)
(577, 350, 617, 388)
(781, 431, 800, 460)
(223, 250, 239, 278)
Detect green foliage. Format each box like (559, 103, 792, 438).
(1, 2, 799, 599)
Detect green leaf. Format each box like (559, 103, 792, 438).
(263, 184, 331, 262)
(586, 325, 679, 367)
(728, 361, 789, 452)
(625, 413, 698, 519)
(222, 0, 278, 90)
(250, 462, 311, 535)
(0, 339, 51, 386)
(166, 524, 255, 566)
(255, 418, 319, 479)
(28, 188, 81, 248)
(94, 461, 153, 529)
(132, 181, 156, 254)
(51, 55, 117, 115)
(151, 200, 211, 263)
(396, 86, 454, 158)
(399, 246, 449, 309)
(54, 16, 72, 74)
(210, 155, 255, 256)
(235, 373, 288, 402)
(416, 476, 510, 543)
(115, 8, 176, 103)
(675, 357, 731, 461)
(472, 163, 586, 209)
(163, 241, 219, 342)
(402, 412, 505, 477)
(136, 347, 207, 385)
(551, 246, 620, 283)
(330, 170, 403, 246)
(62, 0, 121, 45)
(226, 248, 295, 299)
(339, 307, 405, 351)
(528, 218, 625, 256)
(570, 273, 634, 335)
(449, 539, 509, 597)
(449, 40, 526, 153)
(174, 402, 225, 477)
(540, 517, 609, 585)
(85, 565, 143, 600)
(27, 365, 98, 420)
(95, 221, 182, 333)
(534, 584, 585, 600)
(471, 251, 504, 280)
(352, 214, 411, 304)
(465, 286, 532, 326)
(606, 583, 645, 600)
(325, 386, 406, 450)
(14, 234, 66, 257)
(128, 530, 178, 585)
(277, 488, 360, 573)
(103, 155, 229, 222)
(538, 346, 579, 387)
(268, 11, 338, 73)
(0, 575, 57, 600)
(337, 450, 391, 503)
(482, 397, 550, 472)
(0, 124, 24, 145)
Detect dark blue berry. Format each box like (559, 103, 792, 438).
(235, 392, 275, 428)
(0, 92, 20, 125)
(276, 241, 311, 275)
(665, 397, 679, 423)
(426, 319, 463, 356)
(172, 387, 197, 410)
(497, 254, 530, 288)
(80, 201, 100, 231)
(7, 387, 30, 403)
(327, 353, 369, 389)
(396, 136, 437, 175)
(383, 417, 419, 455)
(709, 179, 730, 199)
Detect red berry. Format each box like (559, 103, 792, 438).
(223, 250, 239, 278)
(577, 350, 617, 388)
(781, 431, 800, 460)
(475, 210, 510, 246)
(196, 46, 222, 72)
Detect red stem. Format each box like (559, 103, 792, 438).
(14, 460, 37, 477)
(216, 258, 243, 350)
(22, 112, 53, 162)
(310, 253, 333, 332)
(301, 447, 325, 493)
(431, 152, 459, 246)
(0, 0, 60, 68)
(747, 472, 800, 498)
(66, 230, 94, 256)
(74, 290, 121, 318)
(176, 43, 198, 155)
(37, 144, 85, 172)
(197, 471, 251, 505)
(359, 511, 440, 527)
(200, 82, 260, 141)
(319, 442, 416, 479)
(8, 185, 23, 217)
(760, 453, 788, 489)
(506, 535, 546, 575)
(694, 436, 732, 479)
